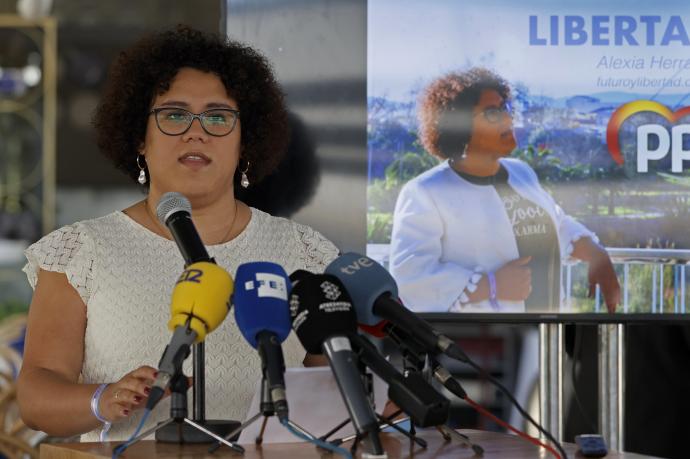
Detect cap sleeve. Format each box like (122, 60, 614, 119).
(293, 223, 339, 273)
(22, 223, 95, 306)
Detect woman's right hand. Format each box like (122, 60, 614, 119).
(98, 366, 158, 422)
(495, 256, 532, 301)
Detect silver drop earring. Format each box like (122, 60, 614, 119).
(460, 144, 468, 160)
(137, 155, 147, 185)
(240, 160, 250, 188)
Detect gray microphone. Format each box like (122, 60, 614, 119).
(322, 336, 378, 434)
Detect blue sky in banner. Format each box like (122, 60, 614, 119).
(368, 0, 690, 103)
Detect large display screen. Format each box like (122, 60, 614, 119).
(367, 0, 690, 318)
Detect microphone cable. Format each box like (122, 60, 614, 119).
(280, 417, 353, 459)
(382, 323, 567, 458)
(463, 394, 562, 459)
(460, 356, 568, 459)
(111, 408, 153, 459)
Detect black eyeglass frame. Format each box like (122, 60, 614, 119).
(149, 107, 241, 137)
(472, 101, 512, 124)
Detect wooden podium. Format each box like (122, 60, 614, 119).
(40, 429, 663, 458)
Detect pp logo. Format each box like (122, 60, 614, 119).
(320, 281, 341, 301)
(607, 100, 690, 173)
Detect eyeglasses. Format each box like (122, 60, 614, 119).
(149, 107, 240, 137)
(475, 103, 511, 124)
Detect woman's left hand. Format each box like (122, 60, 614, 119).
(573, 238, 620, 313)
(587, 248, 620, 313)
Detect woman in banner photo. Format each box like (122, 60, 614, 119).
(17, 27, 337, 441)
(389, 68, 620, 314)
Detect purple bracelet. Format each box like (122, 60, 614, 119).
(90, 383, 112, 441)
(487, 272, 500, 310)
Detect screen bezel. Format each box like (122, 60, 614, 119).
(225, 1, 690, 323)
(421, 312, 690, 324)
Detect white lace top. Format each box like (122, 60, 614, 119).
(23, 209, 339, 441)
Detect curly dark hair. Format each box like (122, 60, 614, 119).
(418, 67, 510, 160)
(93, 25, 289, 187)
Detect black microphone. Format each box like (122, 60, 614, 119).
(289, 273, 382, 449)
(156, 192, 213, 265)
(348, 333, 450, 427)
(291, 271, 449, 427)
(378, 321, 468, 400)
(325, 253, 469, 363)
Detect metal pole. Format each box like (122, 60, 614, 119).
(623, 263, 629, 313)
(539, 323, 563, 442)
(598, 324, 625, 451)
(193, 342, 205, 421)
(682, 265, 686, 313)
(651, 265, 658, 313)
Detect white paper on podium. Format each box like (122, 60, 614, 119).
(237, 366, 388, 444)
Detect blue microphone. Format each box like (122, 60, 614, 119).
(325, 253, 468, 363)
(234, 262, 292, 421)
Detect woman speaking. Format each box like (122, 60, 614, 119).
(18, 26, 337, 441)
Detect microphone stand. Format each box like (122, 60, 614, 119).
(330, 410, 427, 448)
(323, 418, 384, 458)
(113, 343, 244, 455)
(323, 403, 427, 450)
(155, 343, 243, 444)
(208, 372, 317, 453)
(319, 353, 426, 451)
(387, 330, 484, 453)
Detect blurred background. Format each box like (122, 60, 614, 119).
(0, 0, 224, 307)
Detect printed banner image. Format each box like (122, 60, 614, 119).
(367, 0, 690, 314)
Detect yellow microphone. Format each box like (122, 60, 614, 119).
(148, 264, 233, 409)
(169, 261, 234, 342)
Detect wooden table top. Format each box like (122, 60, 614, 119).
(40, 429, 665, 459)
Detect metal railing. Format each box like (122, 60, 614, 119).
(370, 243, 690, 315)
(564, 248, 690, 314)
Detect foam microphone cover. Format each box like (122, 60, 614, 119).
(234, 262, 292, 348)
(289, 269, 312, 283)
(169, 261, 234, 342)
(325, 252, 399, 326)
(289, 273, 358, 354)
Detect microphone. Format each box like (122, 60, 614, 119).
(293, 270, 450, 426)
(325, 253, 469, 363)
(147, 193, 233, 409)
(156, 192, 213, 265)
(147, 261, 233, 409)
(373, 320, 469, 400)
(289, 273, 382, 445)
(234, 262, 292, 421)
(348, 333, 450, 427)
